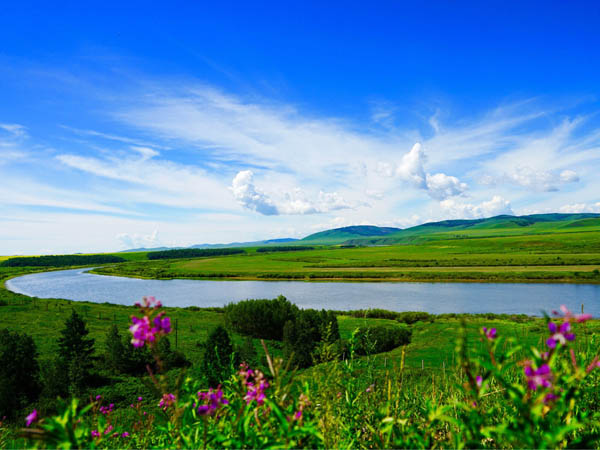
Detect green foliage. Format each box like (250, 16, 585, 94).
(283, 310, 341, 368)
(58, 310, 96, 394)
(353, 324, 411, 355)
(104, 325, 154, 375)
(0, 329, 40, 418)
(255, 246, 315, 253)
(224, 296, 299, 340)
(395, 311, 434, 324)
(147, 248, 244, 260)
(201, 325, 235, 387)
(0, 254, 125, 267)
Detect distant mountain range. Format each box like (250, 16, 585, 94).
(120, 213, 600, 252)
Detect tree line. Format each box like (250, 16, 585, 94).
(147, 248, 245, 260)
(0, 254, 126, 267)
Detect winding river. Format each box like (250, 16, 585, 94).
(6, 268, 600, 316)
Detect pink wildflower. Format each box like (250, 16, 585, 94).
(25, 409, 38, 427)
(547, 321, 575, 348)
(476, 375, 483, 388)
(158, 393, 176, 411)
(524, 363, 552, 390)
(482, 327, 497, 340)
(91, 430, 100, 438)
(197, 386, 229, 415)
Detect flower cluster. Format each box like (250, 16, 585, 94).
(129, 297, 171, 348)
(524, 362, 553, 390)
(239, 363, 269, 406)
(546, 304, 592, 349)
(197, 387, 229, 416)
(482, 326, 497, 340)
(99, 403, 114, 415)
(158, 393, 176, 411)
(134, 295, 162, 309)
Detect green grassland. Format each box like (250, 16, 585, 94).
(93, 227, 600, 283)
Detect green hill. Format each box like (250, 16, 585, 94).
(300, 225, 401, 244)
(334, 214, 600, 246)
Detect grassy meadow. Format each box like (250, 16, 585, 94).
(93, 227, 600, 283)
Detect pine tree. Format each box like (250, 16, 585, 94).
(57, 310, 95, 393)
(201, 326, 235, 387)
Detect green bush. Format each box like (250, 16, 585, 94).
(224, 296, 299, 340)
(201, 326, 235, 387)
(0, 329, 40, 418)
(353, 325, 411, 355)
(396, 311, 434, 324)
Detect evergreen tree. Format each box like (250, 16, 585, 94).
(105, 324, 125, 372)
(57, 311, 95, 393)
(201, 326, 235, 387)
(0, 329, 40, 418)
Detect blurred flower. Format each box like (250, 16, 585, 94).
(25, 409, 38, 427)
(547, 321, 575, 348)
(482, 327, 497, 340)
(197, 387, 228, 415)
(91, 430, 100, 438)
(524, 363, 552, 390)
(159, 393, 176, 411)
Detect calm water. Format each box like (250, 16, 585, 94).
(6, 268, 600, 316)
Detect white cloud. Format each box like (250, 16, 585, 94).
(558, 202, 600, 213)
(117, 229, 161, 249)
(395, 143, 428, 188)
(230, 170, 278, 215)
(0, 123, 27, 138)
(440, 195, 513, 219)
(230, 170, 356, 215)
(425, 173, 468, 200)
(482, 166, 580, 192)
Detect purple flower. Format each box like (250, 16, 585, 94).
(95, 394, 102, 401)
(547, 321, 575, 348)
(476, 375, 483, 388)
(294, 410, 302, 420)
(104, 425, 114, 435)
(576, 313, 593, 323)
(524, 363, 553, 390)
(137, 396, 143, 402)
(197, 387, 228, 415)
(121, 432, 130, 438)
(158, 393, 176, 411)
(25, 409, 38, 427)
(482, 327, 497, 340)
(91, 430, 100, 438)
(543, 393, 558, 404)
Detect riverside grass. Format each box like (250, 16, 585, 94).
(94, 228, 600, 283)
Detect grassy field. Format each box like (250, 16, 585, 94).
(92, 229, 600, 283)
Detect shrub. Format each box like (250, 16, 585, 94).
(353, 325, 411, 355)
(224, 296, 299, 340)
(396, 311, 434, 324)
(0, 329, 40, 418)
(201, 326, 235, 387)
(58, 311, 96, 395)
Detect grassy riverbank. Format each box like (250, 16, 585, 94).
(91, 229, 600, 283)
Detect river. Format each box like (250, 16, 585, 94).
(6, 267, 600, 316)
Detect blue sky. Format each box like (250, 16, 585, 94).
(1, 1, 600, 254)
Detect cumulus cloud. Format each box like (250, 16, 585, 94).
(482, 166, 580, 192)
(396, 143, 428, 188)
(425, 173, 468, 200)
(230, 170, 355, 215)
(440, 195, 513, 219)
(558, 202, 600, 213)
(380, 143, 467, 200)
(117, 229, 161, 249)
(230, 170, 279, 215)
